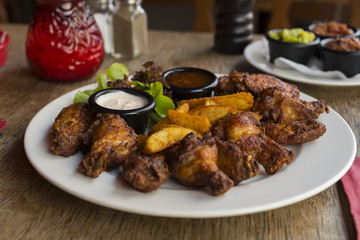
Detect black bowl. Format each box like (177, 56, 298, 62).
(163, 67, 218, 100)
(308, 21, 360, 40)
(265, 29, 320, 65)
(88, 88, 155, 134)
(319, 37, 360, 78)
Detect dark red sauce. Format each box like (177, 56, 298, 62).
(166, 71, 212, 88)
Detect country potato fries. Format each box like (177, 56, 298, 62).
(144, 125, 197, 154)
(178, 92, 253, 110)
(188, 104, 237, 124)
(167, 110, 211, 135)
(144, 92, 254, 154)
(148, 103, 189, 136)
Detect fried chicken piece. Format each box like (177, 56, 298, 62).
(252, 87, 329, 123)
(79, 113, 137, 178)
(166, 133, 233, 196)
(211, 112, 295, 174)
(49, 102, 95, 157)
(123, 153, 169, 192)
(262, 120, 327, 146)
(135, 134, 148, 153)
(215, 70, 300, 98)
(215, 138, 259, 185)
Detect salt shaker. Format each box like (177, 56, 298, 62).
(89, 0, 114, 54)
(111, 0, 148, 59)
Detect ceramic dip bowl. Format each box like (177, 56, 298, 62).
(265, 28, 320, 65)
(319, 37, 360, 78)
(163, 67, 218, 100)
(308, 21, 360, 40)
(88, 88, 155, 134)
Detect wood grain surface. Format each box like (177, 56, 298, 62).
(0, 24, 358, 240)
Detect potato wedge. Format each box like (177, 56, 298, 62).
(179, 92, 254, 111)
(211, 93, 253, 110)
(189, 104, 236, 124)
(149, 123, 185, 135)
(144, 126, 195, 154)
(148, 103, 190, 136)
(175, 103, 190, 113)
(204, 99, 216, 106)
(167, 110, 211, 135)
(148, 117, 170, 136)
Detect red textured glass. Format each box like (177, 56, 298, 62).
(26, 0, 104, 82)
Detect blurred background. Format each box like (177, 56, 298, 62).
(0, 0, 358, 33)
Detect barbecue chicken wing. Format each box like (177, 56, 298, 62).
(215, 70, 300, 98)
(123, 153, 169, 192)
(211, 112, 295, 174)
(262, 120, 327, 146)
(79, 113, 137, 178)
(252, 87, 329, 123)
(49, 102, 95, 157)
(166, 133, 233, 196)
(215, 138, 259, 185)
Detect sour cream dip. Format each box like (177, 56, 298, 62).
(96, 90, 148, 110)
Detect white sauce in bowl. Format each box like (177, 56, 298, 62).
(96, 90, 148, 110)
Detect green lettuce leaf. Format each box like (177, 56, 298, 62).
(72, 62, 175, 123)
(106, 63, 129, 82)
(154, 94, 175, 117)
(73, 72, 109, 103)
(73, 64, 129, 103)
(133, 81, 175, 117)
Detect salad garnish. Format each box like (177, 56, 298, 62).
(73, 62, 175, 123)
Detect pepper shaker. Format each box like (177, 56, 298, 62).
(214, 0, 255, 54)
(111, 0, 148, 59)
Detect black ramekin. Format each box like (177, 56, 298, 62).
(319, 37, 360, 78)
(163, 67, 218, 100)
(308, 21, 360, 40)
(265, 29, 320, 65)
(88, 88, 155, 134)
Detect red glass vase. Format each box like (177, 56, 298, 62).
(26, 0, 104, 82)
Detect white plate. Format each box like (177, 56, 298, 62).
(24, 83, 356, 218)
(244, 40, 360, 86)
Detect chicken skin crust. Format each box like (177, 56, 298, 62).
(79, 113, 137, 178)
(252, 87, 329, 123)
(215, 138, 259, 185)
(215, 70, 300, 98)
(212, 112, 295, 174)
(123, 153, 169, 193)
(49, 102, 95, 157)
(166, 133, 233, 196)
(262, 120, 327, 146)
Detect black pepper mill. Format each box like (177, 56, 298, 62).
(214, 0, 255, 54)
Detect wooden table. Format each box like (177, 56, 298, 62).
(0, 24, 358, 239)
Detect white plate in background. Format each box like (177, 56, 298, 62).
(244, 40, 360, 86)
